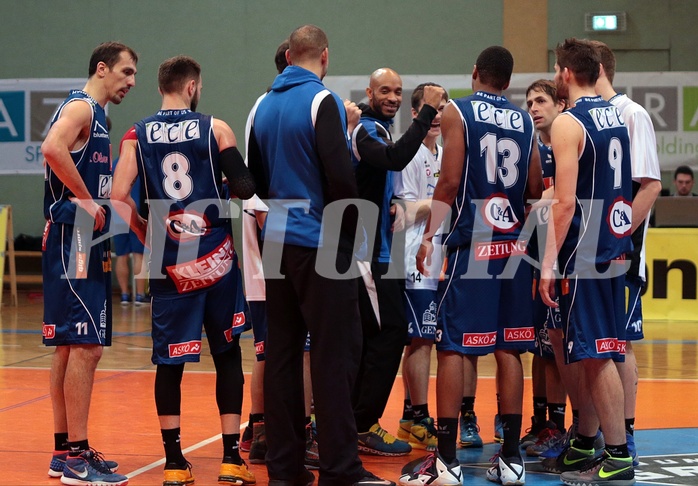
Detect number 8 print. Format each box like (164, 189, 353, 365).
(162, 152, 194, 200)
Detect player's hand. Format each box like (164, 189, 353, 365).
(390, 203, 405, 233)
(135, 216, 148, 247)
(345, 99, 361, 134)
(71, 197, 106, 231)
(416, 239, 433, 277)
(422, 85, 446, 110)
(539, 266, 558, 308)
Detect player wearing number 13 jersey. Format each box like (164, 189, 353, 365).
(405, 47, 542, 486)
(436, 67, 542, 358)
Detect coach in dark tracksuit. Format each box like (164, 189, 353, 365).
(248, 25, 396, 486)
(350, 67, 445, 456)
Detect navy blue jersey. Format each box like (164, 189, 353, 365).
(558, 96, 633, 274)
(44, 90, 112, 232)
(444, 91, 535, 249)
(527, 137, 555, 263)
(539, 137, 555, 188)
(134, 110, 233, 295)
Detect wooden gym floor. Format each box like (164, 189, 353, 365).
(1, 290, 697, 485)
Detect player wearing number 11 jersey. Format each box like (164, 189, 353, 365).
(111, 55, 256, 486)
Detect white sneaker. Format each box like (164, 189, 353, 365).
(486, 454, 525, 485)
(399, 452, 462, 485)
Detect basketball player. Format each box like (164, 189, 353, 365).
(592, 39, 662, 467)
(539, 38, 635, 485)
(521, 80, 569, 458)
(394, 83, 448, 453)
(42, 41, 136, 486)
(111, 55, 256, 486)
(400, 46, 543, 486)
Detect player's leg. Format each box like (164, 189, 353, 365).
(459, 355, 482, 448)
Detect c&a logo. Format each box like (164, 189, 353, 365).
(481, 194, 520, 233)
(607, 196, 632, 238)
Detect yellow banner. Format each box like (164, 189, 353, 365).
(644, 228, 698, 321)
(0, 205, 7, 292)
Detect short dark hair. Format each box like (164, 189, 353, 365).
(526, 79, 562, 104)
(88, 42, 138, 77)
(675, 165, 694, 180)
(158, 56, 201, 94)
(476, 46, 514, 91)
(288, 24, 328, 63)
(411, 82, 448, 111)
(275, 40, 290, 74)
(555, 38, 600, 87)
(589, 40, 616, 84)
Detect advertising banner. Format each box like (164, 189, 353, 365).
(643, 228, 698, 321)
(0, 205, 8, 296)
(0, 78, 84, 174)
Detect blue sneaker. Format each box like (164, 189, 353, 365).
(135, 294, 149, 306)
(459, 412, 483, 448)
(61, 449, 128, 485)
(120, 293, 131, 306)
(540, 423, 575, 459)
(626, 432, 639, 466)
(358, 423, 411, 456)
(48, 450, 119, 478)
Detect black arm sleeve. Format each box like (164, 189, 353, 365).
(246, 127, 269, 200)
(355, 104, 437, 171)
(315, 95, 360, 249)
(220, 147, 256, 200)
(315, 96, 359, 202)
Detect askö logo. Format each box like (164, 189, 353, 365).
(462, 331, 497, 347)
(168, 340, 202, 358)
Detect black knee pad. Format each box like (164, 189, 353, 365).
(154, 363, 185, 416)
(212, 338, 244, 415)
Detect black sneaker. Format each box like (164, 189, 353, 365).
(269, 468, 315, 486)
(248, 421, 267, 464)
(541, 439, 595, 473)
(353, 469, 396, 485)
(560, 452, 635, 486)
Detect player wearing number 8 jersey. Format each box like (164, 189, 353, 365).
(111, 55, 256, 486)
(402, 46, 542, 486)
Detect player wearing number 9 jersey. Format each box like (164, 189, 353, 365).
(111, 55, 256, 485)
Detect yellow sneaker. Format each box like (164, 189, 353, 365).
(218, 461, 256, 485)
(397, 419, 413, 442)
(163, 462, 195, 486)
(409, 417, 438, 451)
